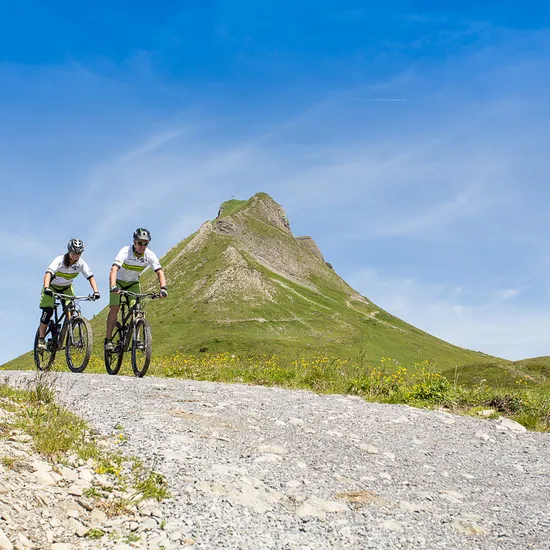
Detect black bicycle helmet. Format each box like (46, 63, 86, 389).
(133, 227, 151, 242)
(67, 238, 84, 254)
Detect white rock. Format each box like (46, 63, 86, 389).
(148, 534, 171, 548)
(477, 409, 495, 417)
(257, 445, 287, 454)
(0, 527, 14, 550)
(68, 517, 88, 537)
(66, 484, 83, 496)
(452, 517, 487, 535)
(296, 501, 326, 520)
(254, 454, 282, 463)
(286, 480, 302, 488)
(79, 469, 94, 482)
(382, 519, 404, 532)
(497, 418, 527, 432)
(34, 470, 56, 486)
(359, 444, 379, 454)
(91, 508, 108, 524)
(60, 467, 79, 482)
(17, 532, 31, 547)
(307, 496, 348, 513)
(138, 518, 158, 532)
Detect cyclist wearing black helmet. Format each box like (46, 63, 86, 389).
(37, 239, 100, 351)
(105, 228, 167, 351)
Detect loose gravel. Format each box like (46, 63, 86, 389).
(2, 370, 549, 550)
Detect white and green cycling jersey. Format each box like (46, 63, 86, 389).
(112, 245, 162, 283)
(46, 255, 93, 288)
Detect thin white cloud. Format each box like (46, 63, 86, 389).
(347, 268, 550, 360)
(499, 289, 520, 300)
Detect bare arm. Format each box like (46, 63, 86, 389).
(43, 272, 52, 288)
(156, 269, 166, 289)
(109, 265, 120, 289)
(88, 276, 99, 293)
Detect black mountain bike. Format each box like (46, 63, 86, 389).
(34, 292, 95, 373)
(104, 290, 160, 378)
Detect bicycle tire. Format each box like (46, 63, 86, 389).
(34, 325, 56, 371)
(131, 317, 152, 377)
(65, 316, 92, 373)
(105, 322, 124, 375)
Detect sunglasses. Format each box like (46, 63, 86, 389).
(135, 241, 149, 247)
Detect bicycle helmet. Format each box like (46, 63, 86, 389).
(133, 227, 151, 242)
(67, 238, 84, 254)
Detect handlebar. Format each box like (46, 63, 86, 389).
(52, 292, 97, 302)
(118, 290, 160, 299)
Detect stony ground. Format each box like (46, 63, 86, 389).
(1, 370, 549, 550)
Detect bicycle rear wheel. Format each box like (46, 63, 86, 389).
(131, 318, 152, 377)
(34, 324, 56, 371)
(65, 316, 92, 373)
(105, 322, 124, 375)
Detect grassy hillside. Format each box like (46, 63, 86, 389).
(4, 193, 507, 372)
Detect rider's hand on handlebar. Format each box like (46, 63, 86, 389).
(44, 287, 53, 296)
(110, 286, 121, 294)
(93, 291, 101, 301)
(159, 287, 168, 298)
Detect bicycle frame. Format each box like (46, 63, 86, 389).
(47, 293, 93, 351)
(112, 291, 159, 351)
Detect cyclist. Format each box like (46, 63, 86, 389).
(37, 239, 100, 351)
(105, 228, 167, 351)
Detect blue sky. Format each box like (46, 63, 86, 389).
(1, 0, 550, 363)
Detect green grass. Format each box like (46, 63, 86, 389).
(217, 199, 248, 219)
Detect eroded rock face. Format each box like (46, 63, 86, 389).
(245, 193, 292, 235)
(295, 236, 325, 263)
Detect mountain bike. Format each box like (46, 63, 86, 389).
(104, 290, 160, 378)
(34, 292, 95, 373)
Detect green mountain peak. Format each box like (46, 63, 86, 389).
(130, 193, 499, 366)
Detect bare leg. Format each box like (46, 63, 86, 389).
(106, 306, 120, 339)
(38, 322, 48, 338)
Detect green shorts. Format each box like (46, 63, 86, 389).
(39, 284, 74, 309)
(109, 280, 141, 307)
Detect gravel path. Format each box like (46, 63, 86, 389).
(3, 370, 550, 550)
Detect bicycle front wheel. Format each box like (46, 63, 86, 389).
(65, 316, 92, 373)
(131, 318, 152, 377)
(34, 325, 56, 371)
(105, 322, 124, 375)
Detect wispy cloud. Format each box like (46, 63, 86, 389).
(347, 268, 549, 360)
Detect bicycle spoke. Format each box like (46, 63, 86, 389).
(65, 317, 92, 373)
(34, 327, 56, 371)
(105, 322, 124, 375)
(131, 318, 152, 377)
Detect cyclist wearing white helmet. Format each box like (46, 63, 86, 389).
(37, 239, 100, 351)
(104, 228, 167, 351)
